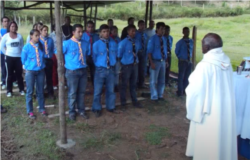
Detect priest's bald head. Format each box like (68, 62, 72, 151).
(202, 33, 223, 54)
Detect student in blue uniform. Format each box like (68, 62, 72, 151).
(135, 20, 148, 89)
(0, 16, 9, 90)
(21, 29, 47, 119)
(82, 20, 99, 86)
(164, 25, 173, 87)
(110, 26, 121, 91)
(63, 24, 90, 121)
(92, 24, 119, 117)
(175, 27, 193, 97)
(147, 22, 168, 102)
(118, 24, 143, 110)
(39, 25, 55, 98)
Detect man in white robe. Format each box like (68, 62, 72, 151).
(185, 33, 238, 160)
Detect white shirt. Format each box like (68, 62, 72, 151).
(145, 28, 156, 39)
(0, 33, 24, 57)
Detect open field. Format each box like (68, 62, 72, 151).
(18, 14, 249, 72)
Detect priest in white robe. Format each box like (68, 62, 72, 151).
(185, 33, 238, 160)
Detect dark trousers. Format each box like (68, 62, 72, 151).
(1, 54, 6, 85)
(120, 64, 138, 106)
(44, 58, 54, 96)
(92, 67, 116, 111)
(65, 68, 88, 115)
(5, 56, 24, 93)
(138, 50, 146, 87)
(165, 55, 172, 84)
(177, 60, 192, 95)
(87, 56, 95, 86)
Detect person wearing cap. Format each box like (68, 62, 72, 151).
(118, 24, 143, 111)
(147, 22, 168, 102)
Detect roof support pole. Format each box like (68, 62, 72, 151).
(192, 26, 197, 70)
(50, 2, 53, 33)
(149, 1, 153, 22)
(90, 2, 93, 21)
(145, 1, 149, 28)
(83, 2, 87, 30)
(0, 1, 5, 19)
(55, 0, 75, 149)
(94, 3, 98, 26)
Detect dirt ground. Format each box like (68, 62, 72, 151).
(1, 79, 248, 160)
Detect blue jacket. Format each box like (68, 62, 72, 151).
(21, 42, 46, 71)
(62, 38, 89, 70)
(164, 35, 173, 52)
(110, 35, 121, 44)
(93, 38, 118, 68)
(135, 30, 148, 53)
(118, 36, 142, 65)
(175, 38, 193, 60)
(81, 32, 99, 56)
(0, 28, 7, 54)
(147, 34, 168, 60)
(39, 36, 54, 59)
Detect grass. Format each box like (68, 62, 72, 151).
(144, 125, 169, 145)
(18, 14, 249, 72)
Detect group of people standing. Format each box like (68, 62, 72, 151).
(0, 16, 194, 120)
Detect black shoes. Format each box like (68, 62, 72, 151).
(69, 114, 76, 121)
(133, 102, 143, 108)
(158, 97, 166, 101)
(94, 110, 101, 118)
(79, 112, 89, 119)
(138, 85, 148, 89)
(107, 109, 120, 114)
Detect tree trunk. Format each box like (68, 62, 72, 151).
(54, 0, 67, 144)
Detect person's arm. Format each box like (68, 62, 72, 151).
(117, 41, 124, 61)
(0, 34, 7, 54)
(175, 41, 181, 59)
(147, 38, 156, 70)
(92, 42, 98, 63)
(21, 45, 28, 69)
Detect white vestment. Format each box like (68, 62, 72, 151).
(185, 48, 238, 160)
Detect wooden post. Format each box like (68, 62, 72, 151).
(18, 16, 21, 26)
(33, 16, 36, 24)
(192, 26, 197, 70)
(145, 1, 149, 28)
(54, 0, 67, 144)
(90, 2, 93, 21)
(149, 1, 153, 22)
(0, 1, 4, 19)
(94, 3, 98, 25)
(25, 15, 27, 26)
(83, 2, 87, 30)
(50, 2, 53, 33)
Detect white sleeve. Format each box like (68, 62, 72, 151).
(26, 35, 30, 44)
(0, 34, 7, 54)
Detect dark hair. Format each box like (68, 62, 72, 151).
(87, 20, 94, 26)
(203, 33, 223, 49)
(99, 24, 109, 32)
(32, 23, 38, 29)
(183, 27, 189, 31)
(38, 22, 43, 26)
(29, 29, 44, 52)
(7, 21, 18, 33)
(165, 25, 170, 30)
(138, 20, 145, 25)
(110, 26, 118, 32)
(65, 16, 70, 19)
(107, 19, 113, 22)
(127, 24, 136, 32)
(128, 17, 134, 23)
(40, 25, 48, 31)
(1, 16, 9, 22)
(52, 24, 55, 31)
(73, 24, 83, 31)
(156, 22, 165, 30)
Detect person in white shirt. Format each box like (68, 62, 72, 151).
(0, 21, 25, 97)
(145, 20, 155, 40)
(185, 33, 237, 160)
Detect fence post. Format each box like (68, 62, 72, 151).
(192, 26, 197, 70)
(33, 16, 35, 24)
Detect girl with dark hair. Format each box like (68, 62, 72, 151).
(21, 29, 47, 119)
(0, 21, 25, 97)
(26, 23, 39, 44)
(39, 25, 55, 98)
